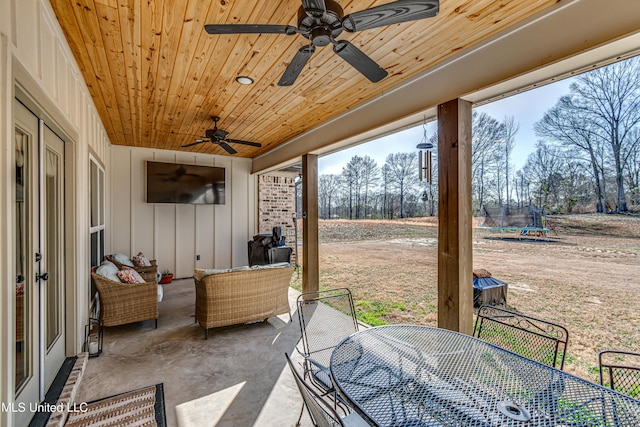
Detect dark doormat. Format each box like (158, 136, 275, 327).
(29, 356, 78, 427)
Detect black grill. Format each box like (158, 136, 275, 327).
(248, 226, 292, 266)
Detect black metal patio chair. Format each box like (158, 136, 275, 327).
(599, 350, 640, 399)
(296, 288, 359, 412)
(285, 353, 369, 427)
(474, 305, 569, 369)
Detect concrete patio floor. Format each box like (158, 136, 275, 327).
(75, 277, 315, 426)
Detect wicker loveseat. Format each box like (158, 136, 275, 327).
(194, 264, 294, 339)
(91, 267, 159, 328)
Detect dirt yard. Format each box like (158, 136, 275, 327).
(291, 214, 640, 381)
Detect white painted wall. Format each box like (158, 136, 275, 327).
(110, 146, 257, 278)
(0, 1, 111, 424)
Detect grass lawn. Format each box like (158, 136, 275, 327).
(290, 213, 640, 381)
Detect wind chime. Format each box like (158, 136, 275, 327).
(416, 117, 433, 184)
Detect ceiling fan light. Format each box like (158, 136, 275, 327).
(235, 76, 254, 85)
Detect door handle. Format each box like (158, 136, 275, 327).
(36, 272, 49, 282)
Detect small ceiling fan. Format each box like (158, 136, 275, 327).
(181, 116, 262, 155)
(204, 0, 439, 86)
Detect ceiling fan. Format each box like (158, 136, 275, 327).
(181, 116, 262, 155)
(204, 0, 439, 86)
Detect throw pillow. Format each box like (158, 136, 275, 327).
(132, 252, 152, 267)
(112, 253, 135, 267)
(96, 260, 122, 283)
(117, 267, 145, 284)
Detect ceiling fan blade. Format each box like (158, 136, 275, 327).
(181, 140, 207, 148)
(217, 141, 237, 155)
(204, 24, 299, 35)
(225, 138, 262, 148)
(301, 0, 326, 17)
(278, 45, 316, 86)
(342, 0, 439, 32)
(332, 40, 388, 83)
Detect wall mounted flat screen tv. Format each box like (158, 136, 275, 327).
(146, 161, 225, 204)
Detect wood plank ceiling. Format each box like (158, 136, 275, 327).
(50, 0, 558, 158)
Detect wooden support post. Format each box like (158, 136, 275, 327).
(437, 98, 473, 335)
(302, 154, 319, 294)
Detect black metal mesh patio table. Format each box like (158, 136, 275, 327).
(330, 325, 640, 427)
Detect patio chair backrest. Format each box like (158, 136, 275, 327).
(297, 288, 359, 370)
(285, 353, 345, 427)
(599, 350, 640, 399)
(474, 305, 569, 369)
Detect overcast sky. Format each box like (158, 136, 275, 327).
(318, 77, 575, 176)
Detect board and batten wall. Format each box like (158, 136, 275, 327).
(1, 0, 112, 424)
(109, 146, 257, 278)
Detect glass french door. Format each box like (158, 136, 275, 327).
(42, 125, 66, 389)
(14, 100, 66, 427)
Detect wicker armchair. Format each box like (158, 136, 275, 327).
(91, 267, 158, 328)
(106, 255, 158, 283)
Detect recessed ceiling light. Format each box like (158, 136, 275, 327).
(235, 76, 254, 85)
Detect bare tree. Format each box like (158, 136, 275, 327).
(626, 130, 640, 206)
(341, 156, 364, 219)
(384, 152, 417, 218)
(380, 164, 391, 218)
(521, 141, 565, 209)
(535, 95, 608, 212)
(340, 155, 380, 219)
(569, 57, 640, 212)
(502, 115, 519, 207)
(318, 174, 340, 219)
(361, 156, 379, 219)
(560, 155, 592, 213)
(472, 111, 503, 212)
(514, 170, 532, 207)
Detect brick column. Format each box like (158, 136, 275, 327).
(258, 172, 298, 264)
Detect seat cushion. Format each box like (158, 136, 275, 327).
(342, 413, 371, 427)
(96, 260, 122, 283)
(194, 268, 231, 280)
(112, 253, 135, 267)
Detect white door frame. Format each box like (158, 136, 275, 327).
(11, 80, 80, 427)
(14, 76, 81, 359)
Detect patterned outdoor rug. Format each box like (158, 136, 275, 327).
(64, 384, 166, 427)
